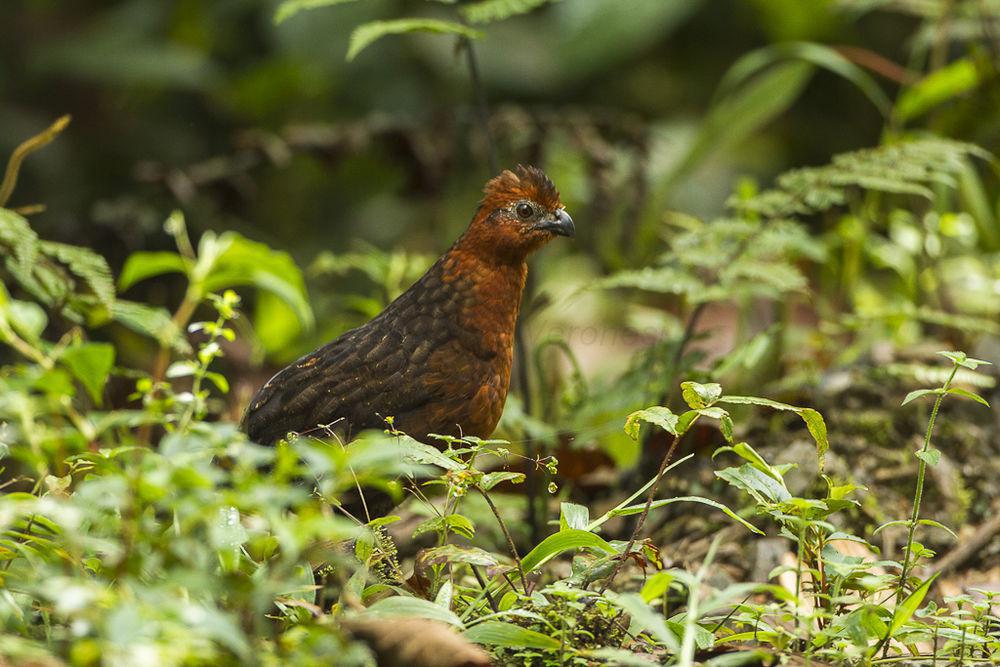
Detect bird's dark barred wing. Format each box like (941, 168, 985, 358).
(240, 261, 494, 445)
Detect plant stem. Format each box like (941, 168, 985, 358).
(883, 363, 958, 657)
(477, 487, 528, 595)
(599, 424, 692, 595)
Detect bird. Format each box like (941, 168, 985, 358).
(241, 165, 573, 506)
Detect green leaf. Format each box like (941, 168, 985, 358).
(715, 464, 791, 504)
(118, 251, 188, 291)
(460, 0, 556, 24)
(463, 621, 560, 649)
(40, 241, 115, 308)
(888, 574, 939, 637)
(624, 406, 678, 439)
(902, 388, 939, 406)
(897, 58, 981, 122)
(7, 299, 47, 342)
(719, 395, 829, 468)
(559, 502, 589, 531)
(273, 0, 360, 24)
(937, 350, 991, 369)
(714, 41, 891, 117)
(396, 435, 462, 471)
(611, 495, 763, 535)
(60, 342, 115, 405)
(680, 381, 722, 409)
(362, 596, 463, 627)
(520, 529, 616, 573)
(419, 544, 497, 567)
(480, 471, 525, 491)
(917, 519, 957, 540)
(347, 19, 482, 61)
(914, 447, 941, 467)
(945, 387, 990, 407)
(201, 233, 314, 338)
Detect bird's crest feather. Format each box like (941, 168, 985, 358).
(481, 165, 561, 210)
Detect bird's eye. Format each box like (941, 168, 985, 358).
(515, 202, 534, 219)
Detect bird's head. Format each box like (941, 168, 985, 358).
(462, 165, 574, 261)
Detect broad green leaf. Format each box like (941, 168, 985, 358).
(395, 436, 462, 471)
(712, 442, 783, 482)
(559, 502, 589, 531)
(199, 233, 313, 339)
(624, 406, 678, 439)
(896, 58, 981, 122)
(347, 19, 482, 61)
(118, 251, 188, 291)
(362, 596, 463, 627)
(273, 0, 360, 24)
(902, 388, 939, 406)
(888, 574, 939, 637)
(463, 621, 561, 649)
(610, 495, 763, 535)
(60, 342, 115, 405)
(640, 571, 675, 602)
(715, 464, 791, 504)
(460, 0, 556, 24)
(520, 529, 616, 573)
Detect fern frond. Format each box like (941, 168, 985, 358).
(40, 241, 115, 308)
(731, 138, 991, 219)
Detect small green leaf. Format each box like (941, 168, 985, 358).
(624, 406, 678, 439)
(347, 19, 482, 61)
(463, 621, 560, 649)
(917, 519, 957, 540)
(559, 502, 589, 531)
(480, 471, 525, 491)
(914, 448, 941, 467)
(945, 387, 990, 407)
(60, 342, 115, 405)
(680, 381, 722, 409)
(902, 389, 939, 406)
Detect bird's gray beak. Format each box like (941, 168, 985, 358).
(536, 208, 575, 237)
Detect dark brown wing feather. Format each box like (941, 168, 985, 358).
(240, 257, 493, 444)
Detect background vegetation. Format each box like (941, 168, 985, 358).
(1, 0, 998, 665)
